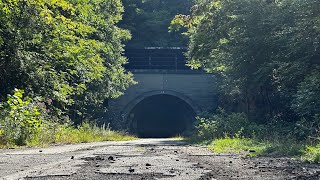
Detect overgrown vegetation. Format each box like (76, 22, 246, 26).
(0, 0, 134, 124)
(0, 0, 136, 147)
(171, 0, 320, 163)
(189, 110, 305, 157)
(120, 0, 192, 48)
(0, 89, 135, 147)
(29, 122, 136, 147)
(3, 121, 136, 148)
(1, 0, 319, 165)
(188, 109, 320, 163)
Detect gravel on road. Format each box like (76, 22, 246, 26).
(1, 139, 320, 180)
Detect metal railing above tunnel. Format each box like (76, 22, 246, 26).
(124, 48, 191, 70)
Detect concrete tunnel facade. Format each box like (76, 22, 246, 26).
(107, 70, 217, 138)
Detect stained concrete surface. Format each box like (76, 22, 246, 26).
(1, 139, 320, 180)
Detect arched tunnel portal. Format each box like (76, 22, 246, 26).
(124, 92, 198, 138)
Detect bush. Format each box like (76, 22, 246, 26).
(302, 145, 320, 163)
(291, 71, 320, 140)
(294, 115, 320, 140)
(0, 89, 136, 147)
(191, 109, 261, 141)
(292, 71, 320, 118)
(189, 109, 306, 157)
(0, 89, 45, 145)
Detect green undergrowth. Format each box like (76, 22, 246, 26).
(209, 137, 267, 156)
(189, 133, 320, 162)
(302, 144, 320, 163)
(170, 135, 186, 140)
(206, 137, 320, 163)
(207, 137, 304, 157)
(190, 133, 320, 163)
(0, 89, 136, 148)
(189, 110, 320, 162)
(1, 122, 137, 148)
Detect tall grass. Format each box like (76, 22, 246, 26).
(0, 89, 136, 148)
(1, 122, 136, 148)
(208, 137, 304, 157)
(189, 111, 316, 161)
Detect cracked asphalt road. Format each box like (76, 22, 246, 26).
(1, 139, 320, 180)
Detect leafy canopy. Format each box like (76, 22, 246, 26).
(0, 0, 134, 121)
(172, 0, 320, 132)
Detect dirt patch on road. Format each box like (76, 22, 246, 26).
(26, 154, 174, 180)
(188, 154, 320, 180)
(5, 139, 320, 180)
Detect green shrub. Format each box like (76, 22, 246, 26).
(0, 89, 45, 145)
(0, 89, 136, 147)
(190, 109, 305, 157)
(302, 145, 320, 163)
(292, 71, 320, 118)
(191, 109, 261, 141)
(294, 115, 320, 140)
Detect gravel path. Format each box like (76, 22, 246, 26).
(1, 139, 320, 179)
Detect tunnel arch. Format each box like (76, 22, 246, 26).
(121, 90, 200, 137)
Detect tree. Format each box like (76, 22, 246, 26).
(0, 0, 134, 122)
(172, 0, 320, 126)
(120, 0, 193, 48)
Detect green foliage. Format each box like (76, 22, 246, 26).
(303, 145, 320, 164)
(191, 110, 304, 157)
(0, 0, 134, 123)
(191, 109, 260, 141)
(292, 71, 320, 117)
(209, 137, 268, 156)
(4, 120, 136, 147)
(174, 0, 320, 162)
(51, 122, 136, 145)
(209, 137, 304, 157)
(0, 89, 44, 145)
(120, 0, 192, 48)
(175, 0, 320, 138)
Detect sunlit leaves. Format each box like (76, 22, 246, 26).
(0, 0, 134, 122)
(1, 89, 44, 145)
(181, 0, 320, 126)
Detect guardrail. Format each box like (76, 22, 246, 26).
(124, 49, 190, 70)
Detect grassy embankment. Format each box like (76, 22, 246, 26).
(189, 136, 320, 163)
(0, 122, 137, 149)
(186, 112, 320, 163)
(0, 90, 137, 149)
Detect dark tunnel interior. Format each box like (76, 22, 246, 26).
(128, 94, 196, 138)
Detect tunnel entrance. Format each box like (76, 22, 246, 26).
(128, 94, 196, 138)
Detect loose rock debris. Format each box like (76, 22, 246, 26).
(108, 156, 115, 161)
(1, 139, 320, 179)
